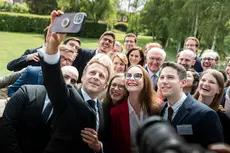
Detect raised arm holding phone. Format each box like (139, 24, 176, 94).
(39, 10, 113, 153)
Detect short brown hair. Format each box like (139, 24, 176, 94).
(99, 31, 116, 45)
(124, 33, 137, 43)
(160, 62, 187, 80)
(63, 37, 81, 46)
(184, 37, 200, 47)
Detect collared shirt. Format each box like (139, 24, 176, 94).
(225, 87, 230, 119)
(42, 94, 53, 121)
(81, 88, 99, 132)
(146, 65, 159, 85)
(128, 98, 148, 153)
(163, 93, 187, 121)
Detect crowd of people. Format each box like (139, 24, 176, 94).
(0, 10, 230, 153)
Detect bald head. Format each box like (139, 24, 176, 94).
(177, 50, 196, 70)
(61, 66, 79, 87)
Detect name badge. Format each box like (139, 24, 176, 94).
(176, 124, 193, 135)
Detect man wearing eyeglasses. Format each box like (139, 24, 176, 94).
(145, 48, 166, 87)
(184, 37, 203, 72)
(8, 45, 77, 97)
(200, 49, 220, 73)
(0, 65, 79, 153)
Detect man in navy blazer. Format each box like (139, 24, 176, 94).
(157, 62, 224, 148)
(72, 31, 116, 83)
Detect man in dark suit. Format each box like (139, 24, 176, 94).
(8, 45, 77, 97)
(0, 65, 79, 153)
(157, 62, 224, 148)
(73, 31, 116, 83)
(184, 37, 203, 72)
(38, 10, 113, 153)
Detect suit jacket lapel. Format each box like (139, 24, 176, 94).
(159, 102, 167, 116)
(171, 94, 192, 126)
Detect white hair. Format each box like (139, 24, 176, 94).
(179, 49, 196, 59)
(147, 48, 166, 60)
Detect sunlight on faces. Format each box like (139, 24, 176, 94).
(129, 50, 142, 66)
(113, 56, 126, 73)
(81, 63, 108, 96)
(113, 42, 123, 53)
(198, 73, 221, 105)
(98, 35, 114, 54)
(125, 66, 144, 93)
(109, 76, 126, 104)
(158, 67, 186, 98)
(147, 51, 164, 73)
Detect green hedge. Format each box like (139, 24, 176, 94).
(114, 22, 128, 32)
(0, 12, 107, 38)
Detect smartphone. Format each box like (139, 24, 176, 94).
(51, 12, 87, 33)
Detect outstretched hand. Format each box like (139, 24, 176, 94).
(46, 10, 66, 55)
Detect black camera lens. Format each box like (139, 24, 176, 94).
(73, 14, 83, 24)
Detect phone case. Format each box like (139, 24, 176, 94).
(51, 13, 87, 33)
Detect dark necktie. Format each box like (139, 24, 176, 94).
(87, 100, 96, 111)
(167, 106, 174, 122)
(42, 102, 53, 123)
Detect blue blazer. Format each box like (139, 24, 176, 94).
(160, 94, 224, 148)
(8, 66, 43, 97)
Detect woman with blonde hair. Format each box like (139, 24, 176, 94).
(110, 65, 160, 153)
(112, 52, 128, 73)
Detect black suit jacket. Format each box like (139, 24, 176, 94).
(7, 46, 42, 71)
(0, 85, 52, 153)
(194, 56, 203, 72)
(41, 60, 110, 153)
(72, 48, 96, 83)
(160, 94, 224, 148)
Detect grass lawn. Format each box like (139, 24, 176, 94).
(0, 31, 177, 76)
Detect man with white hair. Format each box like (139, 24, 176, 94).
(145, 48, 166, 86)
(176, 49, 196, 70)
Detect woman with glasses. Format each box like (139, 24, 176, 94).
(126, 47, 145, 67)
(110, 65, 160, 153)
(193, 69, 230, 144)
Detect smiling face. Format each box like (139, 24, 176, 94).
(125, 66, 144, 93)
(157, 67, 186, 98)
(128, 50, 142, 66)
(113, 56, 126, 73)
(81, 63, 108, 97)
(198, 73, 220, 105)
(109, 76, 126, 104)
(98, 35, 114, 54)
